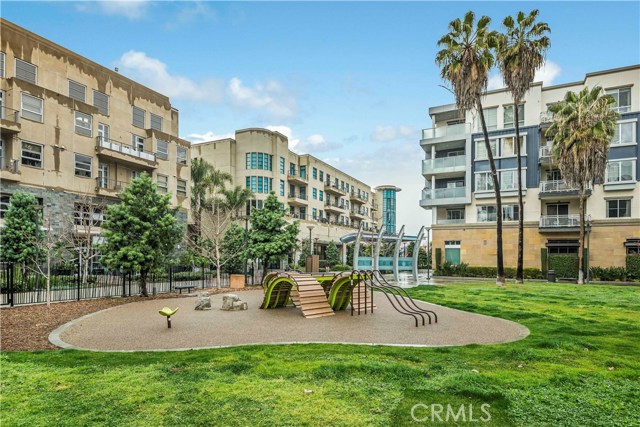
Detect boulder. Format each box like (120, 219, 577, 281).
(195, 292, 212, 310)
(221, 294, 248, 311)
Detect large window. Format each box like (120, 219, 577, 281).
(483, 107, 497, 130)
(503, 104, 524, 128)
(15, 59, 37, 84)
(446, 209, 464, 220)
(21, 141, 43, 168)
(477, 205, 519, 222)
(313, 167, 317, 179)
(606, 160, 635, 183)
(279, 179, 285, 196)
(611, 121, 636, 145)
(177, 146, 188, 165)
(150, 113, 163, 131)
(319, 170, 324, 181)
(156, 140, 169, 160)
(21, 92, 43, 122)
(74, 111, 92, 137)
(132, 106, 145, 128)
(68, 80, 86, 103)
(0, 52, 5, 78)
(500, 169, 526, 191)
(300, 166, 307, 179)
(607, 199, 631, 218)
(177, 179, 187, 196)
(475, 138, 497, 160)
(156, 174, 168, 193)
(501, 136, 525, 157)
(475, 171, 494, 192)
(74, 153, 92, 178)
(279, 157, 285, 173)
(93, 90, 109, 115)
(319, 190, 324, 201)
(312, 188, 317, 199)
(606, 87, 631, 113)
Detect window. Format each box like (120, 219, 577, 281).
(74, 153, 92, 178)
(68, 80, 86, 103)
(177, 179, 187, 196)
(502, 205, 519, 221)
(74, 203, 104, 227)
(15, 59, 36, 84)
(312, 188, 317, 199)
(156, 175, 168, 193)
(279, 157, 285, 173)
(74, 111, 92, 137)
(0, 193, 11, 218)
(319, 190, 324, 201)
(500, 169, 526, 191)
(300, 166, 307, 179)
(484, 107, 497, 130)
(0, 52, 5, 78)
(611, 121, 636, 145)
(98, 123, 110, 143)
(446, 209, 464, 220)
(290, 162, 296, 175)
(312, 208, 317, 220)
(477, 205, 518, 221)
(258, 153, 263, 169)
(251, 153, 258, 169)
(21, 92, 43, 122)
(258, 176, 264, 193)
(475, 138, 497, 160)
(93, 90, 109, 115)
(501, 136, 525, 157)
(150, 113, 162, 131)
(132, 106, 145, 128)
(319, 170, 324, 181)
(607, 199, 631, 218)
(606, 160, 635, 183)
(546, 203, 569, 216)
(177, 146, 188, 165)
(503, 104, 524, 128)
(250, 176, 257, 193)
(246, 153, 251, 169)
(313, 167, 317, 179)
(21, 141, 43, 168)
(132, 134, 145, 152)
(280, 180, 285, 196)
(156, 140, 169, 160)
(475, 172, 494, 192)
(606, 88, 631, 113)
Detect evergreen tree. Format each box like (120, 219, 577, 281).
(221, 223, 247, 274)
(99, 172, 183, 296)
(0, 192, 43, 264)
(247, 193, 299, 281)
(407, 242, 430, 269)
(298, 240, 309, 268)
(325, 241, 340, 267)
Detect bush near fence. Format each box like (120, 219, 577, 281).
(435, 262, 544, 280)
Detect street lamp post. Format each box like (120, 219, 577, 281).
(307, 225, 314, 255)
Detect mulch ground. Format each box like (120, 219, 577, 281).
(0, 288, 253, 352)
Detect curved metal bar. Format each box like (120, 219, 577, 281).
(393, 225, 405, 282)
(412, 226, 425, 283)
(353, 223, 364, 269)
(373, 225, 385, 271)
(371, 270, 438, 323)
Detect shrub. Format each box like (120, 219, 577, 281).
(548, 255, 579, 279)
(589, 266, 628, 281)
(626, 254, 640, 280)
(332, 264, 352, 271)
(435, 263, 544, 280)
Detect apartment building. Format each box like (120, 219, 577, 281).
(374, 185, 401, 234)
(0, 19, 191, 233)
(192, 128, 379, 259)
(420, 65, 640, 269)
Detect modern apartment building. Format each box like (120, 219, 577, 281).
(420, 65, 640, 268)
(0, 19, 191, 233)
(192, 128, 378, 260)
(374, 185, 401, 234)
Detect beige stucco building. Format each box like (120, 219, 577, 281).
(420, 65, 640, 270)
(0, 19, 191, 232)
(193, 128, 383, 263)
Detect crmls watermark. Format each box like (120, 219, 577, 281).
(411, 403, 491, 423)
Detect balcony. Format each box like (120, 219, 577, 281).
(421, 123, 470, 143)
(0, 107, 21, 134)
(350, 207, 366, 219)
(539, 214, 588, 232)
(95, 136, 157, 169)
(422, 154, 466, 176)
(95, 177, 129, 196)
(1, 158, 21, 182)
(287, 191, 308, 206)
(539, 146, 553, 164)
(420, 186, 466, 207)
(349, 190, 366, 204)
(436, 218, 465, 225)
(325, 200, 345, 213)
(287, 171, 308, 185)
(539, 112, 554, 129)
(324, 180, 346, 196)
(539, 181, 590, 198)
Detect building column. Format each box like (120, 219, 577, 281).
(341, 243, 347, 265)
(431, 145, 436, 160)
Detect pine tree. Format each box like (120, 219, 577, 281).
(325, 241, 340, 267)
(99, 172, 183, 296)
(0, 192, 43, 264)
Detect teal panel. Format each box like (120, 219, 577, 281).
(445, 248, 461, 265)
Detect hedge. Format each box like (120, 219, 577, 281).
(548, 254, 579, 279)
(627, 254, 640, 280)
(435, 262, 544, 279)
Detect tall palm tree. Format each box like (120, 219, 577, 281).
(190, 158, 231, 237)
(496, 9, 550, 284)
(436, 11, 505, 285)
(221, 186, 254, 220)
(546, 86, 618, 284)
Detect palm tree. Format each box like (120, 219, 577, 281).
(436, 11, 506, 285)
(546, 86, 618, 284)
(190, 158, 231, 237)
(496, 9, 550, 284)
(221, 186, 254, 220)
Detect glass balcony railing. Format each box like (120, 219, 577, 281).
(421, 186, 466, 200)
(437, 218, 465, 225)
(539, 146, 552, 159)
(422, 155, 466, 174)
(422, 123, 470, 140)
(539, 214, 583, 228)
(96, 136, 156, 162)
(539, 180, 582, 193)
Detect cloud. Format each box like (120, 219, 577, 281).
(371, 125, 419, 142)
(165, 1, 217, 30)
(487, 60, 561, 91)
(184, 131, 234, 144)
(228, 78, 297, 120)
(117, 51, 224, 102)
(264, 126, 341, 153)
(76, 0, 149, 20)
(265, 125, 299, 148)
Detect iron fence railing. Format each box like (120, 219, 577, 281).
(96, 136, 156, 162)
(539, 214, 585, 228)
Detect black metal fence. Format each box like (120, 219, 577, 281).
(0, 262, 231, 307)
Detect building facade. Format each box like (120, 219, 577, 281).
(420, 65, 640, 269)
(0, 19, 191, 233)
(374, 185, 401, 234)
(193, 128, 379, 262)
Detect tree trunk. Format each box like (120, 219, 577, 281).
(514, 103, 524, 284)
(477, 101, 505, 285)
(578, 190, 586, 284)
(82, 252, 90, 286)
(46, 249, 51, 307)
(140, 269, 149, 297)
(261, 260, 268, 284)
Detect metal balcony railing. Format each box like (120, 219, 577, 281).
(539, 145, 553, 159)
(288, 192, 308, 200)
(540, 112, 554, 123)
(1, 106, 20, 123)
(539, 180, 580, 193)
(422, 123, 470, 140)
(422, 155, 466, 174)
(96, 177, 129, 191)
(539, 214, 582, 228)
(421, 186, 466, 200)
(96, 136, 156, 162)
(2, 159, 19, 173)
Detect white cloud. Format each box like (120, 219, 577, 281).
(265, 125, 299, 149)
(228, 78, 297, 120)
(184, 131, 234, 144)
(165, 2, 217, 30)
(487, 60, 561, 91)
(264, 126, 341, 153)
(117, 51, 224, 102)
(371, 125, 418, 142)
(76, 1, 149, 20)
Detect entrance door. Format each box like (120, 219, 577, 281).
(98, 163, 109, 188)
(444, 240, 461, 265)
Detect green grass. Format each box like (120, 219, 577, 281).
(2, 282, 639, 426)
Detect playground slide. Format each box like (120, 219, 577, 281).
(260, 273, 334, 318)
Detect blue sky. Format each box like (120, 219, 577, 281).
(3, 1, 639, 233)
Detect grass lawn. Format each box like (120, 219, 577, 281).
(2, 282, 639, 426)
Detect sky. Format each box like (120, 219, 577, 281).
(2, 1, 639, 233)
